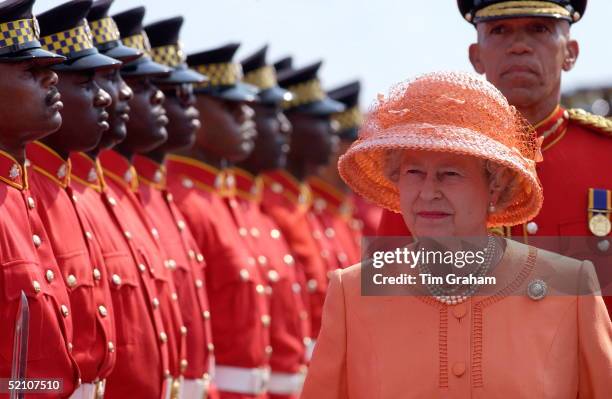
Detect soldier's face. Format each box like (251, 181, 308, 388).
(44, 69, 112, 154)
(287, 112, 338, 168)
(0, 61, 62, 145)
(122, 76, 168, 154)
(469, 17, 578, 109)
(156, 83, 201, 153)
(240, 103, 292, 172)
(95, 69, 133, 150)
(193, 95, 256, 163)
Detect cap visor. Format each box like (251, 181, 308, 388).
(155, 65, 207, 84)
(1, 47, 66, 66)
(289, 97, 346, 115)
(121, 56, 171, 78)
(197, 82, 258, 102)
(101, 43, 143, 64)
(257, 86, 293, 105)
(52, 52, 122, 72)
(338, 127, 359, 141)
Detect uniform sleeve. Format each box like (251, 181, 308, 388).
(377, 209, 411, 236)
(577, 260, 612, 398)
(300, 269, 348, 399)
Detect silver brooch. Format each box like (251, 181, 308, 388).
(527, 279, 547, 301)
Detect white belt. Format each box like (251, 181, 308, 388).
(180, 378, 210, 399)
(268, 371, 306, 395)
(69, 380, 105, 399)
(214, 365, 270, 395)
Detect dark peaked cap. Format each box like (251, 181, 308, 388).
(328, 80, 362, 140)
(241, 45, 292, 105)
(37, 0, 120, 71)
(457, 0, 587, 24)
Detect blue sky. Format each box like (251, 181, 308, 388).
(33, 0, 612, 107)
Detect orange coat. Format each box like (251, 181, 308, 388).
(301, 239, 612, 399)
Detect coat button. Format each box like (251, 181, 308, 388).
(123, 231, 132, 240)
(267, 270, 279, 282)
(188, 250, 196, 259)
(152, 298, 160, 308)
(526, 221, 538, 235)
(337, 252, 348, 263)
(111, 274, 121, 286)
(195, 279, 203, 288)
(159, 332, 168, 343)
(270, 229, 281, 239)
(85, 231, 93, 240)
(166, 193, 173, 202)
(271, 183, 282, 193)
(239, 269, 250, 281)
(196, 253, 204, 263)
(66, 274, 77, 288)
(453, 303, 467, 319)
(307, 279, 318, 292)
(27, 197, 35, 209)
(265, 345, 273, 355)
(45, 270, 54, 283)
(261, 315, 271, 327)
(180, 326, 188, 336)
(250, 227, 260, 238)
(166, 259, 177, 269)
(171, 292, 178, 301)
(67, 342, 73, 353)
(283, 254, 294, 266)
(182, 178, 194, 188)
(598, 239, 610, 252)
(32, 280, 41, 293)
(257, 255, 267, 265)
(180, 359, 188, 372)
(107, 197, 117, 206)
(61, 304, 70, 317)
(292, 283, 302, 294)
(325, 228, 335, 238)
(312, 230, 322, 240)
(202, 310, 210, 319)
(138, 263, 146, 273)
(98, 305, 108, 317)
(93, 269, 101, 281)
(527, 279, 547, 301)
(151, 228, 159, 239)
(207, 343, 214, 352)
(177, 220, 186, 231)
(32, 234, 42, 247)
(256, 284, 265, 294)
(108, 341, 115, 353)
(452, 362, 466, 377)
(320, 249, 329, 259)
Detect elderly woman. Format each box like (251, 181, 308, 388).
(300, 72, 612, 398)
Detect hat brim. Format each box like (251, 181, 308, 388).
(287, 97, 346, 116)
(257, 86, 293, 105)
(338, 124, 543, 228)
(195, 82, 258, 102)
(154, 65, 207, 84)
(100, 43, 143, 64)
(338, 127, 359, 142)
(52, 50, 122, 72)
(121, 56, 171, 78)
(0, 47, 66, 66)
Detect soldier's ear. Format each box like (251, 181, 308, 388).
(562, 39, 579, 72)
(468, 43, 486, 74)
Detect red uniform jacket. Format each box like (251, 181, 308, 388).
(376, 106, 612, 313)
(99, 150, 186, 392)
(133, 155, 216, 390)
(27, 142, 116, 384)
(69, 152, 168, 399)
(0, 149, 79, 398)
(166, 156, 270, 374)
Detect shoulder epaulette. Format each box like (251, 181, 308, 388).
(567, 108, 612, 137)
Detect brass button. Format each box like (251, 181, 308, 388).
(238, 227, 248, 237)
(171, 292, 178, 301)
(180, 326, 188, 336)
(108, 341, 115, 353)
(32, 280, 41, 293)
(152, 298, 160, 309)
(32, 234, 42, 247)
(320, 249, 329, 259)
(111, 274, 121, 286)
(71, 194, 78, 203)
(166, 193, 173, 202)
(151, 228, 159, 238)
(271, 182, 283, 193)
(67, 342, 73, 353)
(292, 283, 302, 293)
(207, 343, 214, 352)
(256, 284, 265, 294)
(85, 231, 93, 240)
(257, 255, 267, 265)
(66, 274, 77, 288)
(45, 270, 54, 283)
(92, 269, 101, 281)
(247, 257, 256, 266)
(123, 231, 132, 240)
(180, 359, 188, 372)
(337, 252, 348, 263)
(196, 253, 204, 263)
(188, 250, 195, 259)
(312, 230, 322, 240)
(261, 314, 271, 327)
(107, 196, 117, 206)
(98, 305, 108, 317)
(270, 229, 281, 239)
(159, 332, 168, 343)
(325, 228, 335, 238)
(452, 362, 466, 377)
(250, 227, 260, 238)
(195, 279, 203, 288)
(283, 254, 294, 265)
(265, 345, 273, 355)
(177, 220, 186, 231)
(164, 369, 171, 378)
(27, 197, 35, 209)
(267, 270, 279, 282)
(526, 221, 538, 235)
(182, 178, 194, 188)
(138, 263, 146, 272)
(166, 259, 177, 269)
(453, 303, 467, 319)
(202, 310, 210, 319)
(61, 304, 70, 317)
(239, 269, 250, 281)
(307, 279, 318, 292)
(303, 337, 312, 346)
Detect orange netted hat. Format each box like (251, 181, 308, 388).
(338, 71, 544, 227)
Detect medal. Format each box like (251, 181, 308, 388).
(589, 214, 611, 237)
(588, 188, 611, 237)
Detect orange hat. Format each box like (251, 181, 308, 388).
(338, 71, 544, 227)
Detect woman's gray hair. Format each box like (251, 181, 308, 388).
(384, 149, 522, 213)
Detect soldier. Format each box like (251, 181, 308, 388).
(25, 1, 120, 397)
(237, 45, 310, 398)
(0, 0, 79, 396)
(133, 16, 218, 399)
(377, 0, 612, 311)
(261, 61, 344, 356)
(68, 2, 173, 398)
(326, 80, 381, 239)
(166, 43, 271, 399)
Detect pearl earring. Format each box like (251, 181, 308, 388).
(488, 202, 496, 213)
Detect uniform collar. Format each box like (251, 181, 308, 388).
(133, 155, 166, 190)
(0, 149, 27, 190)
(26, 141, 71, 188)
(69, 152, 105, 192)
(166, 154, 224, 193)
(232, 168, 263, 202)
(534, 105, 569, 152)
(307, 176, 347, 214)
(262, 169, 311, 207)
(99, 150, 138, 192)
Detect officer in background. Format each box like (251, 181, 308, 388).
(0, 0, 79, 396)
(27, 1, 120, 397)
(377, 0, 612, 313)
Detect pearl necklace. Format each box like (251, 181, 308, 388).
(417, 235, 497, 305)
